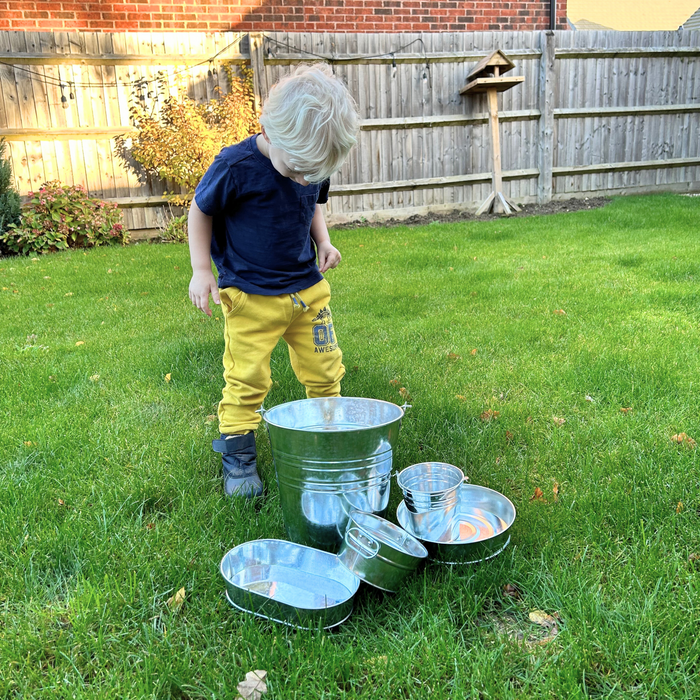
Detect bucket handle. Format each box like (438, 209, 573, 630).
(345, 528, 380, 560)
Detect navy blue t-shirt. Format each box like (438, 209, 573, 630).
(194, 134, 330, 295)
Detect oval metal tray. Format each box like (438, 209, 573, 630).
(397, 484, 515, 564)
(220, 539, 360, 629)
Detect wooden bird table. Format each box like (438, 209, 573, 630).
(460, 51, 525, 215)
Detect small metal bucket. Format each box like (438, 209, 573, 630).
(262, 398, 407, 552)
(396, 463, 465, 530)
(336, 511, 428, 592)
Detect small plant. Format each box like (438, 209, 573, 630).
(158, 212, 188, 243)
(0, 138, 21, 254)
(0, 181, 128, 255)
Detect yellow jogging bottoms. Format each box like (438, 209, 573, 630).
(217, 277, 345, 434)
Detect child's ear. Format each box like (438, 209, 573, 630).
(261, 126, 271, 143)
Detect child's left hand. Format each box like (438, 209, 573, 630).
(316, 241, 341, 273)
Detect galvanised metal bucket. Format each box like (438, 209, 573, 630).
(337, 510, 428, 592)
(262, 397, 407, 552)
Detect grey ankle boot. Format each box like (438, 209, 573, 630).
(212, 433, 263, 498)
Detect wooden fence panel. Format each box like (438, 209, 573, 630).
(0, 29, 699, 231)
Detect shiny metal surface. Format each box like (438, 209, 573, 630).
(263, 398, 406, 552)
(220, 539, 360, 630)
(396, 484, 516, 564)
(336, 510, 428, 592)
(396, 462, 465, 530)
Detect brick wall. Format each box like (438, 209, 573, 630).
(2, 1, 570, 33)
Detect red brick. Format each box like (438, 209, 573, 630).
(23, 10, 49, 18)
(10, 18, 39, 27)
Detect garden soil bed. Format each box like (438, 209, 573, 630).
(331, 197, 610, 230)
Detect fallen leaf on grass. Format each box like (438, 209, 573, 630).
(676, 502, 684, 514)
(471, 348, 477, 356)
(506, 430, 514, 442)
(553, 309, 566, 315)
(480, 409, 499, 421)
(620, 407, 632, 414)
(552, 416, 566, 427)
(205, 414, 217, 423)
(526, 416, 533, 424)
(75, 341, 85, 346)
(146, 522, 156, 530)
(23, 441, 35, 447)
(447, 352, 461, 360)
(689, 553, 700, 564)
(164, 373, 172, 383)
(389, 379, 399, 386)
(671, 433, 697, 448)
(502, 583, 521, 599)
(89, 374, 100, 382)
(553, 482, 560, 501)
(64, 292, 73, 297)
(529, 610, 560, 633)
(58, 499, 68, 507)
(236, 670, 268, 700)
(530, 487, 544, 501)
(455, 394, 467, 401)
(399, 387, 411, 400)
(166, 587, 186, 613)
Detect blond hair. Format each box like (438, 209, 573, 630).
(259, 64, 360, 183)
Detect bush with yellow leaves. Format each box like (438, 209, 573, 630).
(119, 67, 259, 205)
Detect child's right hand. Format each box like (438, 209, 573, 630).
(189, 270, 221, 317)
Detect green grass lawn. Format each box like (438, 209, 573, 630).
(1, 193, 699, 699)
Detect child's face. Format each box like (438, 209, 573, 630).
(268, 144, 310, 187)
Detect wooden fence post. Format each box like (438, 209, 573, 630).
(249, 32, 268, 117)
(538, 30, 555, 203)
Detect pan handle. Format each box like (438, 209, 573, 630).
(345, 528, 380, 559)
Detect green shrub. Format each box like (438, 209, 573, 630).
(0, 181, 128, 255)
(0, 138, 21, 254)
(158, 212, 188, 243)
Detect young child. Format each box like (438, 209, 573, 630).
(187, 65, 359, 498)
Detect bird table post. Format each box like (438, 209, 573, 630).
(460, 50, 525, 215)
